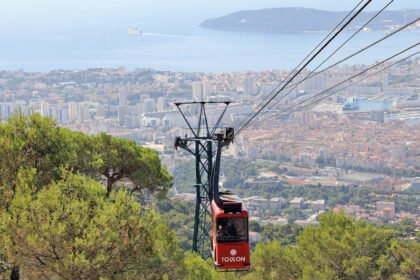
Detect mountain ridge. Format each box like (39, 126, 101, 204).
(200, 7, 420, 33)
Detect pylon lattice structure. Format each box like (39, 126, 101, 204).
(174, 101, 230, 259)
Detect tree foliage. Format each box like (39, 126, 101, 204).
(250, 241, 299, 280)
(0, 113, 171, 198)
(245, 213, 417, 280)
(155, 199, 195, 251)
(260, 224, 303, 245)
(293, 212, 395, 280)
(377, 241, 420, 280)
(73, 132, 172, 196)
(1, 171, 180, 279)
(0, 113, 74, 188)
(0, 114, 173, 279)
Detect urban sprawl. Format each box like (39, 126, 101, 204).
(0, 59, 419, 238)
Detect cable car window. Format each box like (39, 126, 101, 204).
(216, 218, 248, 242)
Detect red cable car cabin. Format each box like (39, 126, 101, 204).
(211, 191, 250, 271)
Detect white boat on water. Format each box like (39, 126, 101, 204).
(127, 28, 143, 35)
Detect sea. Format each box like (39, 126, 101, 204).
(0, 13, 418, 73)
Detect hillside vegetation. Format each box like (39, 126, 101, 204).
(0, 114, 418, 279)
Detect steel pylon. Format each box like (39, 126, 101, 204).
(174, 101, 230, 259)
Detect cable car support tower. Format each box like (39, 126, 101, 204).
(174, 101, 231, 259)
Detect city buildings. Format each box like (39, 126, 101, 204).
(0, 61, 418, 227)
(376, 201, 396, 219)
(290, 197, 304, 209)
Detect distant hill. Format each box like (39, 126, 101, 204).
(200, 7, 420, 33)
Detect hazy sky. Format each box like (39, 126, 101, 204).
(1, 0, 419, 28)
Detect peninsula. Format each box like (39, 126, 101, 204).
(200, 8, 420, 33)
